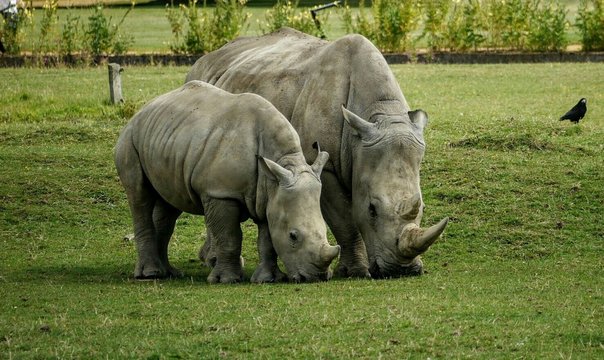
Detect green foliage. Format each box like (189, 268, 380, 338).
(60, 13, 82, 56)
(1, 3, 601, 56)
(344, 0, 421, 52)
(166, 0, 249, 55)
(344, 0, 569, 52)
(526, 2, 568, 52)
(0, 2, 32, 54)
(37, 0, 59, 54)
(261, 0, 327, 38)
(85, 4, 112, 55)
(418, 0, 450, 51)
(488, 0, 532, 49)
(1, 2, 133, 58)
(445, 0, 485, 51)
(576, 0, 604, 51)
(85, 3, 133, 56)
(209, 0, 250, 49)
(1, 63, 603, 358)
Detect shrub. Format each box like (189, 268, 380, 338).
(261, 0, 327, 38)
(445, 0, 486, 52)
(85, 4, 112, 56)
(166, 0, 204, 54)
(433, 0, 567, 52)
(166, 0, 249, 55)
(526, 2, 568, 52)
(343, 0, 421, 52)
(37, 0, 59, 54)
(418, 0, 450, 51)
(0, 1, 32, 54)
(85, 3, 133, 56)
(576, 0, 604, 51)
(60, 12, 82, 56)
(208, 0, 250, 50)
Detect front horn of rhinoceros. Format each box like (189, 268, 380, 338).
(320, 243, 340, 267)
(370, 217, 449, 278)
(398, 217, 449, 270)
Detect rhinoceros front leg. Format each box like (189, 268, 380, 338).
(320, 171, 371, 278)
(200, 227, 245, 269)
(199, 228, 217, 267)
(251, 221, 287, 283)
(203, 198, 244, 284)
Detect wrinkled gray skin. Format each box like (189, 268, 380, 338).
(186, 28, 449, 279)
(114, 81, 340, 283)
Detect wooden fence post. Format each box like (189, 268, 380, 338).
(108, 63, 124, 104)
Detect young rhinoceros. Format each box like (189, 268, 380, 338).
(114, 80, 340, 283)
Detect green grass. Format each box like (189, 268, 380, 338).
(1, 63, 603, 358)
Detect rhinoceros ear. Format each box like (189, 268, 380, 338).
(342, 105, 379, 141)
(311, 142, 329, 176)
(258, 156, 294, 187)
(312, 152, 329, 178)
(408, 109, 428, 130)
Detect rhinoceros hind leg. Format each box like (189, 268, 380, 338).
(251, 222, 287, 283)
(132, 197, 182, 279)
(320, 172, 370, 279)
(152, 197, 183, 278)
(116, 137, 176, 280)
(204, 198, 244, 284)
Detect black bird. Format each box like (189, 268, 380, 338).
(560, 98, 587, 124)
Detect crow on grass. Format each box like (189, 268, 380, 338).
(559, 98, 587, 124)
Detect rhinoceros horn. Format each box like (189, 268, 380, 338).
(341, 105, 379, 141)
(258, 156, 294, 187)
(398, 217, 449, 258)
(319, 243, 340, 265)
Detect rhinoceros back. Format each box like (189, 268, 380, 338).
(121, 81, 300, 216)
(187, 28, 328, 121)
(186, 28, 408, 184)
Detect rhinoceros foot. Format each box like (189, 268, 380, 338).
(334, 261, 371, 279)
(207, 265, 244, 284)
(134, 261, 182, 280)
(250, 263, 287, 284)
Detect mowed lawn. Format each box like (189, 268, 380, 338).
(0, 63, 603, 358)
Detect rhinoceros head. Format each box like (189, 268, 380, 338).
(259, 152, 340, 282)
(342, 106, 448, 278)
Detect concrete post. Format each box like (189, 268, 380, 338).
(108, 63, 124, 104)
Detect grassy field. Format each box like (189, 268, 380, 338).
(1, 63, 603, 358)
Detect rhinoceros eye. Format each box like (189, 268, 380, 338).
(289, 230, 299, 246)
(368, 203, 377, 219)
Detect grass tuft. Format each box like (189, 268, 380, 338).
(449, 132, 555, 151)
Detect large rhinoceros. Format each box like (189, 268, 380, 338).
(186, 28, 449, 278)
(114, 80, 340, 283)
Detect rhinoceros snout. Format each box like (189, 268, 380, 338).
(290, 268, 333, 283)
(369, 257, 424, 279)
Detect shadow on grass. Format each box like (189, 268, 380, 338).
(15, 260, 213, 286)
